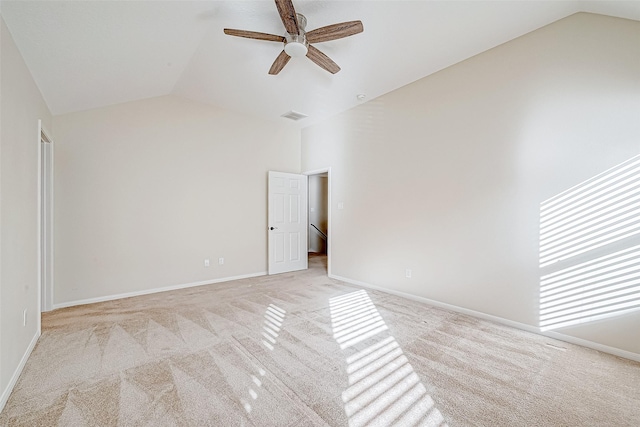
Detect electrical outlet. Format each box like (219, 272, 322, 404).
(23, 309, 27, 326)
(405, 269, 412, 279)
(218, 257, 224, 265)
(204, 259, 210, 267)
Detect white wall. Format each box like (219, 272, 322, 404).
(52, 95, 299, 306)
(302, 13, 640, 355)
(309, 175, 328, 253)
(0, 16, 52, 407)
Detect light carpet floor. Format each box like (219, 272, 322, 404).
(1, 254, 639, 426)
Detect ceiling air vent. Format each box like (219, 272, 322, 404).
(281, 110, 308, 121)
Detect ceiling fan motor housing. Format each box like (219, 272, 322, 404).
(284, 13, 308, 57)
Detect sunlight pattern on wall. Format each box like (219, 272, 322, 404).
(540, 245, 640, 330)
(540, 155, 640, 267)
(540, 154, 640, 330)
(330, 290, 447, 427)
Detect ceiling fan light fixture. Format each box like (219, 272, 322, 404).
(223, 2, 363, 75)
(284, 41, 308, 58)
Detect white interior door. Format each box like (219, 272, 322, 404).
(268, 171, 308, 275)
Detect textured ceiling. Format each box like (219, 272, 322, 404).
(2, 1, 639, 126)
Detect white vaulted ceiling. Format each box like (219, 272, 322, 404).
(2, 1, 639, 126)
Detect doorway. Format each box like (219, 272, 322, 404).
(305, 168, 331, 275)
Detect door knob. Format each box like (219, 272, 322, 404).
(270, 226, 278, 230)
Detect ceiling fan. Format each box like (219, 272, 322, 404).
(223, 0, 363, 75)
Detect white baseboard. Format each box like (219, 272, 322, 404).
(541, 330, 640, 362)
(0, 330, 40, 413)
(329, 274, 640, 363)
(53, 272, 267, 310)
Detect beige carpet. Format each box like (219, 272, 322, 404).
(1, 254, 639, 426)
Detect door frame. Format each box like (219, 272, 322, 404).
(304, 167, 331, 276)
(38, 120, 54, 313)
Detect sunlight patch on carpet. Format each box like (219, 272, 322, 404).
(242, 305, 285, 414)
(330, 290, 447, 427)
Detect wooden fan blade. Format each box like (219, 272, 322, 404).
(306, 45, 340, 74)
(269, 50, 291, 75)
(275, 0, 299, 35)
(306, 21, 364, 44)
(223, 29, 285, 43)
